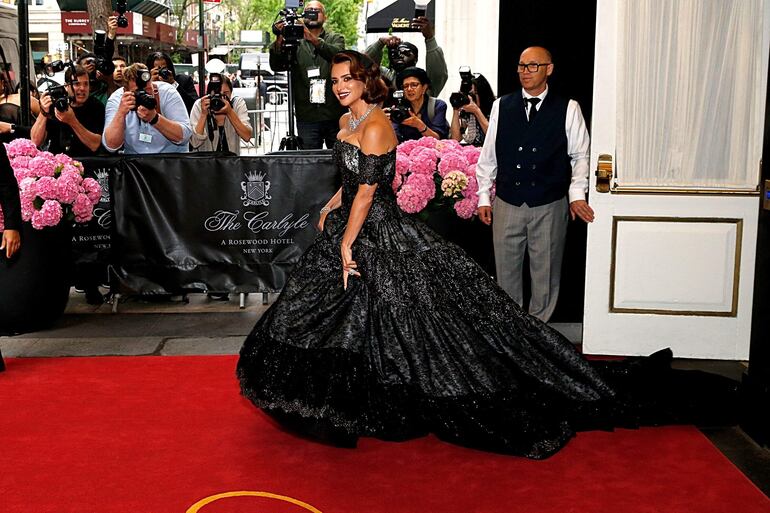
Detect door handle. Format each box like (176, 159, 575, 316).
(595, 154, 613, 193)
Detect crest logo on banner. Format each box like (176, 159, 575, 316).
(94, 168, 110, 203)
(241, 170, 271, 207)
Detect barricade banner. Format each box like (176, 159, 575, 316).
(71, 156, 121, 268)
(110, 151, 338, 294)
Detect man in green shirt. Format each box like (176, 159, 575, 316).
(365, 16, 449, 96)
(270, 0, 346, 149)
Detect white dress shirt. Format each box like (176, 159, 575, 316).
(476, 86, 590, 207)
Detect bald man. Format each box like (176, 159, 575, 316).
(476, 46, 594, 322)
(270, 0, 346, 149)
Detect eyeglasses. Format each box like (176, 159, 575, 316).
(517, 62, 551, 73)
(402, 82, 422, 90)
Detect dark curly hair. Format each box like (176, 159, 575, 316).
(331, 50, 388, 104)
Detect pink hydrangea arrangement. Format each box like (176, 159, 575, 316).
(393, 137, 486, 219)
(0, 138, 101, 231)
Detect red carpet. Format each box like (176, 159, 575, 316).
(1, 356, 767, 513)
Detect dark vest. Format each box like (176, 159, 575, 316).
(494, 91, 572, 207)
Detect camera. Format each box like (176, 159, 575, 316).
(207, 73, 227, 112)
(389, 90, 412, 124)
(46, 84, 72, 114)
(449, 66, 474, 109)
(273, 0, 318, 49)
(116, 0, 129, 28)
(44, 60, 66, 77)
(93, 31, 115, 76)
(159, 68, 173, 81)
(132, 69, 157, 111)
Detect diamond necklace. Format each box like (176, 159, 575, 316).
(348, 104, 377, 131)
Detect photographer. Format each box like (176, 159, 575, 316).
(146, 52, 199, 114)
(450, 73, 495, 146)
(269, 0, 345, 149)
(103, 63, 192, 154)
(77, 16, 119, 105)
(112, 56, 127, 89)
(391, 67, 448, 142)
(190, 74, 252, 155)
(365, 16, 448, 95)
(31, 65, 105, 157)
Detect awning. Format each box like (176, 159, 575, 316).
(366, 0, 435, 33)
(56, 0, 171, 18)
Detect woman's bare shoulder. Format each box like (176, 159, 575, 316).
(360, 114, 397, 155)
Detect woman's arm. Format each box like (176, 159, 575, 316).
(470, 104, 490, 134)
(450, 108, 462, 141)
(227, 97, 253, 142)
(340, 122, 395, 289)
(317, 187, 342, 230)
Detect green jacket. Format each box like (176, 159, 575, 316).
(269, 30, 346, 123)
(365, 37, 449, 95)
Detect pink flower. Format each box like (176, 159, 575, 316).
(13, 167, 31, 182)
(409, 147, 440, 175)
(62, 163, 83, 177)
(56, 176, 80, 204)
(54, 153, 74, 167)
(395, 153, 410, 176)
(5, 138, 39, 159)
(396, 185, 431, 213)
(28, 155, 56, 178)
(35, 176, 58, 200)
(397, 139, 421, 157)
(437, 150, 469, 177)
(464, 162, 477, 178)
(73, 193, 94, 222)
(82, 178, 102, 204)
(31, 200, 63, 229)
(462, 145, 481, 165)
(11, 155, 32, 169)
(392, 172, 403, 193)
(436, 139, 462, 153)
(405, 172, 436, 198)
(454, 197, 478, 219)
(416, 136, 438, 149)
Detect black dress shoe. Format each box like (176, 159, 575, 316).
(0, 348, 6, 372)
(207, 292, 230, 301)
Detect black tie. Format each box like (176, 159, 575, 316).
(526, 97, 541, 123)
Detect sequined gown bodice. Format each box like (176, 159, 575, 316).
(237, 141, 737, 459)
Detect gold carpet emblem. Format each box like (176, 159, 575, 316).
(186, 490, 323, 512)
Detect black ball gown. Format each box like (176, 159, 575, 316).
(237, 140, 737, 459)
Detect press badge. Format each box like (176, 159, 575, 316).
(307, 67, 320, 78)
(139, 133, 153, 143)
(310, 78, 326, 104)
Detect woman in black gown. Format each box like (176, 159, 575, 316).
(237, 51, 736, 459)
(1, 141, 22, 371)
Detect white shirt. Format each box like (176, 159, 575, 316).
(476, 86, 590, 207)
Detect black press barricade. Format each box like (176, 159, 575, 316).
(73, 151, 338, 309)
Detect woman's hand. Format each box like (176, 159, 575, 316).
(460, 96, 481, 116)
(401, 110, 425, 130)
(1, 229, 20, 259)
(317, 211, 328, 231)
(341, 243, 360, 290)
